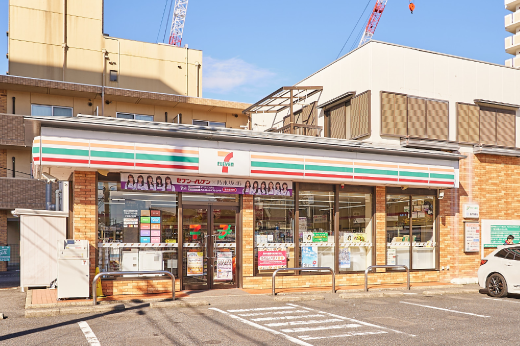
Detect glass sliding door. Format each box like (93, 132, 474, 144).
(386, 195, 411, 267)
(182, 205, 238, 290)
(411, 196, 436, 269)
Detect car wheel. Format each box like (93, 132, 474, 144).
(486, 273, 508, 298)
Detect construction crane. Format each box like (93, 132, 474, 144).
(168, 0, 189, 47)
(358, 0, 415, 47)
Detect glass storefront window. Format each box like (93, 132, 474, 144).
(97, 181, 179, 276)
(254, 194, 294, 274)
(338, 192, 373, 272)
(386, 194, 436, 269)
(299, 191, 334, 270)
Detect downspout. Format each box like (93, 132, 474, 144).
(62, 0, 68, 81)
(195, 61, 200, 98)
(101, 49, 108, 117)
(185, 45, 189, 96)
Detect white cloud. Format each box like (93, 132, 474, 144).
(203, 56, 276, 94)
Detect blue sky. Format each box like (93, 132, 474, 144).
(0, 1, 512, 103)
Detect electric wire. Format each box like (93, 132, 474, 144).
(0, 166, 32, 177)
(156, 0, 170, 43)
(163, 0, 175, 44)
(336, 0, 374, 59)
(350, 14, 372, 52)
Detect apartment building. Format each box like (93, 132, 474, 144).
(0, 0, 249, 274)
(505, 0, 520, 68)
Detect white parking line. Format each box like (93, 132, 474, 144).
(266, 318, 343, 327)
(228, 306, 295, 313)
(281, 324, 362, 333)
(78, 321, 101, 346)
(239, 309, 309, 317)
(399, 301, 490, 318)
(286, 304, 416, 337)
(299, 330, 388, 340)
(210, 308, 313, 346)
(251, 314, 324, 322)
(484, 298, 520, 304)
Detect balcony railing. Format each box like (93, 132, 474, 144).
(266, 123, 322, 137)
(506, 56, 520, 68)
(505, 33, 520, 54)
(505, 0, 520, 12)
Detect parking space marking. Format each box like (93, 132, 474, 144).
(239, 309, 309, 317)
(287, 304, 416, 337)
(228, 306, 295, 313)
(265, 318, 343, 327)
(210, 307, 313, 346)
(483, 298, 520, 304)
(281, 324, 362, 333)
(78, 321, 101, 346)
(299, 331, 388, 341)
(251, 314, 324, 321)
(399, 301, 490, 318)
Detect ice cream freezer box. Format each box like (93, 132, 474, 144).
(57, 240, 90, 299)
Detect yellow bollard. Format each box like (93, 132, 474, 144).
(95, 267, 105, 298)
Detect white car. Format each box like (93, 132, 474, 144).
(478, 245, 520, 297)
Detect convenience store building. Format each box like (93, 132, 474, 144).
(31, 41, 520, 294)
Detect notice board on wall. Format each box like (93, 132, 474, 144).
(481, 220, 520, 252)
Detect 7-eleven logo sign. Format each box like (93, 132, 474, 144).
(217, 151, 234, 173)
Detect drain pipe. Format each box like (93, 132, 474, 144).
(101, 49, 109, 117)
(62, 0, 68, 81)
(46, 182, 53, 210)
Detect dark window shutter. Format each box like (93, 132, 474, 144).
(381, 92, 395, 135)
(426, 100, 449, 140)
(467, 104, 480, 143)
(496, 108, 516, 148)
(407, 97, 426, 138)
(457, 103, 469, 143)
(479, 107, 496, 145)
(395, 94, 408, 136)
(351, 91, 370, 139)
(330, 104, 346, 139)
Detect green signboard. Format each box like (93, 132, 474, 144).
(312, 232, 328, 243)
(0, 246, 10, 261)
(485, 225, 520, 248)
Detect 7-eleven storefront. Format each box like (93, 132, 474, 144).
(33, 119, 461, 295)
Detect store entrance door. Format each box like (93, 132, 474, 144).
(182, 206, 238, 290)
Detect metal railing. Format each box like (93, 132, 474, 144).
(272, 267, 335, 295)
(92, 271, 175, 305)
(364, 265, 409, 292)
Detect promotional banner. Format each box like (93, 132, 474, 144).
(464, 223, 480, 253)
(339, 248, 351, 269)
(216, 252, 233, 281)
(187, 252, 204, 276)
(301, 246, 318, 268)
(121, 173, 292, 196)
(258, 249, 287, 270)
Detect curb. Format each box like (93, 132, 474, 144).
(150, 300, 210, 308)
(274, 295, 325, 302)
(422, 288, 480, 296)
(339, 291, 405, 299)
(25, 304, 125, 318)
(336, 284, 464, 294)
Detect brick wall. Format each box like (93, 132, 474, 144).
(101, 278, 181, 296)
(0, 114, 25, 146)
(0, 150, 6, 177)
(375, 186, 386, 266)
(73, 171, 97, 292)
(0, 210, 7, 272)
(0, 90, 6, 114)
(0, 178, 58, 209)
(242, 195, 254, 277)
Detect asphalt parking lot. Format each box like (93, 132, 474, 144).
(1, 288, 520, 345)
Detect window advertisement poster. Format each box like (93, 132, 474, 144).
(121, 173, 293, 196)
(215, 252, 233, 281)
(387, 249, 396, 265)
(313, 215, 327, 223)
(339, 248, 351, 269)
(312, 232, 328, 243)
(0, 246, 10, 262)
(301, 246, 318, 268)
(302, 232, 314, 243)
(187, 252, 204, 276)
(481, 221, 520, 248)
(464, 222, 480, 253)
(258, 249, 287, 270)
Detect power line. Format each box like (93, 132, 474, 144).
(0, 166, 32, 177)
(336, 0, 373, 60)
(349, 15, 371, 52)
(156, 0, 170, 43)
(163, 0, 175, 44)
